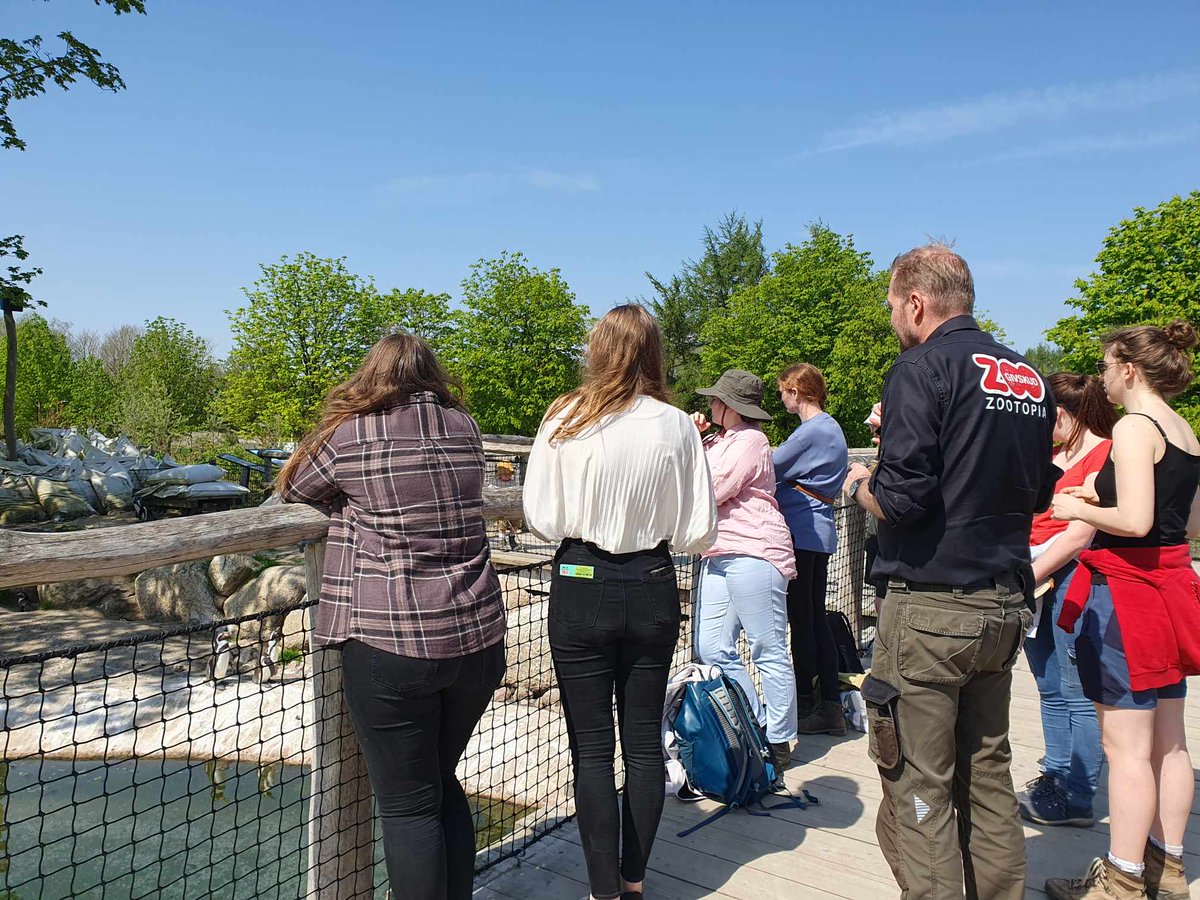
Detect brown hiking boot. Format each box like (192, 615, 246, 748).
(796, 700, 846, 736)
(1143, 841, 1188, 900)
(1045, 857, 1147, 899)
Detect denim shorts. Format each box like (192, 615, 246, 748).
(1073, 581, 1188, 709)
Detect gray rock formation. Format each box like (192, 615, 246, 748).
(502, 599, 553, 700)
(37, 576, 137, 618)
(208, 553, 260, 597)
(224, 565, 307, 646)
(135, 561, 221, 623)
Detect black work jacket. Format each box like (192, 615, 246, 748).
(870, 316, 1060, 585)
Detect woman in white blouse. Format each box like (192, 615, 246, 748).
(524, 304, 717, 900)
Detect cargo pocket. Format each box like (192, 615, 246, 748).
(1001, 607, 1035, 672)
(862, 675, 901, 771)
(897, 604, 984, 686)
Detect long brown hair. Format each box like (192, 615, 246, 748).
(277, 332, 464, 492)
(1049, 372, 1118, 454)
(1104, 319, 1199, 399)
(544, 304, 669, 442)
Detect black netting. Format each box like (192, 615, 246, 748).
(0, 500, 869, 900)
(0, 552, 699, 900)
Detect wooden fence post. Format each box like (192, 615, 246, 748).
(304, 540, 376, 899)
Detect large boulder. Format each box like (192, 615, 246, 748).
(282, 606, 311, 651)
(224, 565, 307, 645)
(135, 561, 221, 623)
(502, 599, 554, 701)
(208, 553, 260, 598)
(38, 576, 136, 618)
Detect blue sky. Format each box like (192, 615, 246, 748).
(4, 1, 1199, 357)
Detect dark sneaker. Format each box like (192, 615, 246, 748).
(1019, 773, 1094, 827)
(796, 700, 847, 736)
(769, 741, 792, 774)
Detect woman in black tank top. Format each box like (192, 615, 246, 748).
(1044, 321, 1200, 898)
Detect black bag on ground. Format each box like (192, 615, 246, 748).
(827, 610, 864, 674)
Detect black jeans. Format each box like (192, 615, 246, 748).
(788, 549, 840, 703)
(549, 539, 680, 900)
(341, 639, 505, 900)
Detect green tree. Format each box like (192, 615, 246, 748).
(1024, 342, 1066, 375)
(4, 313, 72, 438)
(65, 354, 117, 432)
(379, 288, 453, 351)
(1, 235, 44, 458)
(123, 317, 219, 429)
(449, 252, 591, 435)
(1048, 191, 1200, 424)
(646, 212, 769, 405)
(116, 370, 182, 452)
(1, 0, 145, 151)
(699, 224, 885, 443)
(218, 253, 389, 440)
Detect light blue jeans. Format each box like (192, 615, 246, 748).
(1024, 562, 1104, 807)
(696, 554, 797, 743)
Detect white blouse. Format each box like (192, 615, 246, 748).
(523, 396, 718, 556)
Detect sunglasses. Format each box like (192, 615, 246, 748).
(1096, 361, 1109, 375)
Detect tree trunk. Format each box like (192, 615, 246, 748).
(3, 300, 17, 461)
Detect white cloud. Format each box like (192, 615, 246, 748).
(813, 71, 1200, 153)
(966, 127, 1198, 165)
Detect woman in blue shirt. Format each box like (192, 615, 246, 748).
(774, 364, 850, 735)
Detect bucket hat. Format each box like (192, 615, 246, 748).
(696, 369, 773, 422)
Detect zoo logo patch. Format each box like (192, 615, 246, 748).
(971, 354, 1046, 402)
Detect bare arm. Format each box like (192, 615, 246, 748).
(1052, 417, 1157, 538)
(1032, 520, 1096, 584)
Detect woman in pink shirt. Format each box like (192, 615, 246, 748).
(692, 369, 799, 775)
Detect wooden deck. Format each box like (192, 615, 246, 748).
(475, 660, 1200, 899)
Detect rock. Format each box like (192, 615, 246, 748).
(502, 599, 554, 701)
(224, 565, 307, 645)
(499, 571, 549, 611)
(281, 606, 311, 651)
(208, 553, 260, 597)
(37, 576, 136, 618)
(535, 688, 561, 710)
(135, 561, 221, 623)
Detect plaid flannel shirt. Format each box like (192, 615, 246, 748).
(280, 392, 505, 659)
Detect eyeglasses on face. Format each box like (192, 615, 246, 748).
(1096, 361, 1109, 375)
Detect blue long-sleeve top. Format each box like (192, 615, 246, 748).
(772, 412, 849, 555)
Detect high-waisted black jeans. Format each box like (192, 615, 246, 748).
(549, 539, 680, 900)
(788, 549, 840, 703)
(341, 638, 505, 900)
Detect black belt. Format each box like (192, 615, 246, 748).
(1091, 573, 1108, 585)
(887, 575, 1021, 594)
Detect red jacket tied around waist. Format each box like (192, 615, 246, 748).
(1058, 544, 1200, 692)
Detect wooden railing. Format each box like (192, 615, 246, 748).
(0, 485, 525, 900)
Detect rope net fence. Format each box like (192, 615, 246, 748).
(0, 500, 868, 899)
(0, 551, 699, 899)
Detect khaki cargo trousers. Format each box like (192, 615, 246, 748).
(865, 575, 1033, 900)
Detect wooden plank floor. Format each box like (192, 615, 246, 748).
(476, 660, 1200, 899)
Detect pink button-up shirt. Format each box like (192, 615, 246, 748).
(701, 423, 798, 580)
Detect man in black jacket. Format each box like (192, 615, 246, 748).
(843, 244, 1058, 900)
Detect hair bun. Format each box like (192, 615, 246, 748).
(1163, 320, 1199, 352)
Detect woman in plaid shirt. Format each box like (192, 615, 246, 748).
(278, 332, 505, 900)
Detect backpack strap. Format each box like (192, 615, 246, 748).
(676, 804, 733, 838)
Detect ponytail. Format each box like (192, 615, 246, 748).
(1049, 372, 1118, 453)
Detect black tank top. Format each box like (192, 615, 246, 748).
(1094, 413, 1200, 548)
